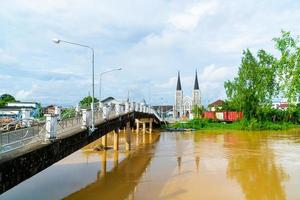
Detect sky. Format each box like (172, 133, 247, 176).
(0, 0, 300, 107)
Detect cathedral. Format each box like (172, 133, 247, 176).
(174, 71, 201, 119)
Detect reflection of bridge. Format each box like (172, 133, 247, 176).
(65, 133, 160, 200)
(0, 101, 162, 194)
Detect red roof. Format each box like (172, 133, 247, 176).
(209, 100, 225, 107)
(278, 102, 288, 109)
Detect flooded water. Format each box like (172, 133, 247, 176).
(2, 130, 300, 200)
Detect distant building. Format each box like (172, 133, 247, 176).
(152, 105, 173, 118)
(208, 100, 225, 111)
(100, 97, 122, 106)
(0, 102, 40, 119)
(174, 70, 201, 119)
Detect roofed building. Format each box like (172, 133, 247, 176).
(174, 70, 201, 119)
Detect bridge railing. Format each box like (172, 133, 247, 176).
(0, 101, 156, 154)
(0, 122, 45, 153)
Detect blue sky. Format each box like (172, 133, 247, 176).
(0, 0, 300, 106)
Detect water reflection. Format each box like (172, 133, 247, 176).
(2, 130, 300, 200)
(64, 133, 160, 200)
(224, 133, 289, 200)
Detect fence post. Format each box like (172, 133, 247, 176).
(44, 114, 57, 141)
(81, 109, 92, 129)
(125, 101, 130, 113)
(54, 106, 61, 121)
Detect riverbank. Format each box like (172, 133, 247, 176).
(168, 118, 300, 131)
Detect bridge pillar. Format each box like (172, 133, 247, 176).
(113, 129, 119, 150)
(149, 118, 153, 133)
(125, 122, 131, 150)
(102, 134, 107, 148)
(113, 150, 119, 168)
(142, 122, 146, 134)
(136, 131, 140, 146)
(44, 114, 57, 141)
(135, 119, 140, 133)
(101, 151, 107, 176)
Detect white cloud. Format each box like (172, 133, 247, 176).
(200, 64, 237, 82)
(1, 0, 300, 106)
(169, 1, 219, 31)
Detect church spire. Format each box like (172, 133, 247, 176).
(194, 70, 199, 90)
(176, 71, 182, 91)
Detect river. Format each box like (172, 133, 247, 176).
(1, 129, 300, 200)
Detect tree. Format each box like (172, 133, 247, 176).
(0, 94, 16, 107)
(192, 105, 205, 118)
(224, 49, 277, 120)
(79, 96, 99, 109)
(273, 30, 300, 103)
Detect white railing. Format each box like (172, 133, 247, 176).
(0, 122, 46, 153)
(0, 101, 155, 154)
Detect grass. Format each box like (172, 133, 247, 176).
(169, 118, 299, 131)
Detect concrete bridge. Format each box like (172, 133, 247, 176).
(0, 101, 162, 194)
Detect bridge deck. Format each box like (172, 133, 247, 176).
(0, 111, 160, 194)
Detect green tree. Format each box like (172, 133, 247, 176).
(192, 105, 205, 118)
(0, 94, 16, 107)
(273, 30, 300, 103)
(79, 96, 99, 109)
(224, 49, 277, 120)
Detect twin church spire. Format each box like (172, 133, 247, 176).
(174, 70, 201, 119)
(176, 70, 199, 91)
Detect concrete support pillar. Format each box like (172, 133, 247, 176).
(101, 151, 107, 176)
(135, 119, 140, 133)
(125, 122, 131, 150)
(113, 151, 119, 168)
(45, 114, 57, 141)
(149, 131, 152, 143)
(102, 134, 107, 148)
(142, 122, 146, 134)
(136, 132, 140, 146)
(143, 131, 146, 144)
(149, 118, 153, 133)
(113, 129, 119, 150)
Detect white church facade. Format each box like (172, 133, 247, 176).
(174, 71, 201, 119)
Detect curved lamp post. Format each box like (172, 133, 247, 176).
(52, 38, 96, 132)
(99, 68, 122, 101)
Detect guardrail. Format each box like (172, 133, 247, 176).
(0, 104, 155, 155)
(0, 123, 45, 153)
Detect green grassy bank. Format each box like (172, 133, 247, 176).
(169, 118, 300, 131)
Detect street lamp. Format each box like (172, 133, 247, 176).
(99, 68, 122, 101)
(52, 38, 96, 132)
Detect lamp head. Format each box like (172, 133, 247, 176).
(52, 38, 60, 44)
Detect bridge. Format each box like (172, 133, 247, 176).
(0, 100, 162, 194)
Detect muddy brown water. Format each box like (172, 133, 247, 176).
(2, 129, 300, 200)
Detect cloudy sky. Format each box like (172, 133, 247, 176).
(0, 0, 300, 106)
